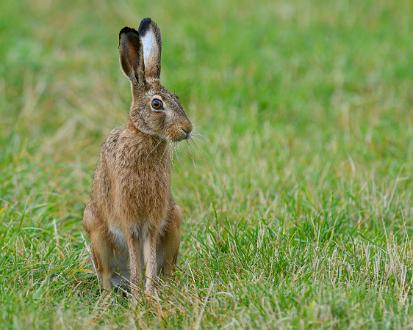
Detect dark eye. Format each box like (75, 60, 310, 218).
(151, 98, 163, 110)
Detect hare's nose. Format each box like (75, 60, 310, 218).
(182, 127, 191, 139)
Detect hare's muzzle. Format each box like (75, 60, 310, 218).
(181, 127, 191, 140)
(172, 121, 192, 142)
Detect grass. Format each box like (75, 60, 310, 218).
(1, 0, 413, 328)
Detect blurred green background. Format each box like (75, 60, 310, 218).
(0, 0, 412, 328)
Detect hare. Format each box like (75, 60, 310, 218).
(83, 17, 192, 297)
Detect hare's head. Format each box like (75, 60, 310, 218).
(119, 18, 192, 142)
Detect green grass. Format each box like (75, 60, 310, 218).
(1, 0, 413, 328)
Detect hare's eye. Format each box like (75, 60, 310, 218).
(151, 98, 163, 110)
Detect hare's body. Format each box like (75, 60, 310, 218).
(83, 18, 191, 296)
(91, 127, 170, 225)
(84, 127, 180, 288)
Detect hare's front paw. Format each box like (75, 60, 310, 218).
(101, 273, 112, 291)
(144, 284, 159, 300)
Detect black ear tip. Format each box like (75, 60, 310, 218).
(118, 27, 139, 47)
(138, 17, 153, 35)
(119, 26, 139, 38)
(118, 27, 140, 48)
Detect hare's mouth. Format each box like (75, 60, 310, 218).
(169, 128, 191, 142)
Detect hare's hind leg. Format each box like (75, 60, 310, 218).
(83, 205, 113, 291)
(157, 204, 181, 276)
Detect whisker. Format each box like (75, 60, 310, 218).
(191, 132, 207, 142)
(183, 139, 198, 169)
(190, 136, 201, 148)
(170, 142, 176, 164)
(145, 139, 163, 160)
(160, 141, 170, 161)
(173, 142, 180, 162)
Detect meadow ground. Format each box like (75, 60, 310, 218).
(1, 0, 412, 328)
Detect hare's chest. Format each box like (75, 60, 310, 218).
(116, 167, 170, 220)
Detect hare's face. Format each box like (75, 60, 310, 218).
(130, 86, 192, 142)
(119, 19, 192, 142)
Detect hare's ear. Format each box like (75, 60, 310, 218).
(138, 18, 161, 81)
(119, 27, 145, 84)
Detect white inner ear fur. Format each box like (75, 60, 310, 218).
(141, 29, 157, 68)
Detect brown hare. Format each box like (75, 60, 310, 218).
(83, 17, 192, 297)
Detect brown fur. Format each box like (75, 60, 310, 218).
(83, 18, 192, 297)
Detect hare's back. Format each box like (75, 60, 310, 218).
(102, 128, 123, 161)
